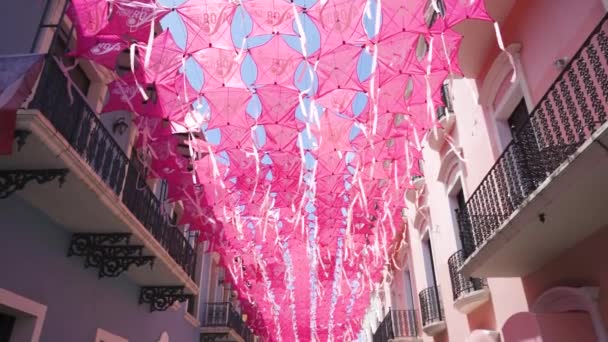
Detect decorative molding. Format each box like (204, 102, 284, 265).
(436, 148, 462, 186)
(0, 169, 69, 199)
(477, 42, 534, 158)
(0, 288, 47, 342)
(478, 43, 523, 108)
(532, 286, 608, 342)
(139, 286, 193, 312)
(414, 208, 429, 233)
(67, 233, 155, 278)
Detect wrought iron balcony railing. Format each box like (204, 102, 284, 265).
(419, 286, 444, 327)
(391, 309, 419, 338)
(28, 56, 196, 279)
(448, 249, 487, 301)
(202, 302, 255, 342)
(457, 15, 608, 261)
(373, 309, 418, 342)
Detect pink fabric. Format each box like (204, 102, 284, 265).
(69, 35, 128, 71)
(192, 48, 247, 88)
(243, 0, 296, 37)
(315, 43, 365, 96)
(65, 0, 494, 339)
(100, 0, 165, 41)
(68, 0, 166, 41)
(176, 0, 237, 51)
(67, 0, 110, 38)
(256, 85, 302, 129)
(249, 35, 305, 88)
(308, 0, 368, 54)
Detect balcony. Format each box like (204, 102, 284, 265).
(201, 302, 255, 342)
(448, 250, 489, 314)
(457, 15, 608, 278)
(0, 56, 198, 308)
(418, 286, 446, 336)
(373, 309, 421, 342)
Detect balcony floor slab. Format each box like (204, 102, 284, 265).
(422, 321, 447, 337)
(390, 337, 423, 342)
(0, 110, 197, 293)
(454, 288, 491, 314)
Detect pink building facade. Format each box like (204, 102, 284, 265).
(365, 0, 608, 341)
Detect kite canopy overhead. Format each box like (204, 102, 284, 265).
(67, 0, 492, 340)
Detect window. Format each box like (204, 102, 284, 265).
(454, 189, 472, 252)
(0, 313, 15, 342)
(421, 236, 437, 288)
(456, 189, 466, 213)
(507, 99, 530, 136)
(478, 43, 530, 154)
(403, 270, 415, 310)
(187, 297, 196, 316)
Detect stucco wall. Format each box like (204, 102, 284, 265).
(0, 196, 199, 342)
(478, 0, 606, 105)
(0, 0, 47, 54)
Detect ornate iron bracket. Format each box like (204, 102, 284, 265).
(0, 169, 69, 199)
(139, 286, 193, 312)
(14, 130, 30, 152)
(68, 233, 155, 278)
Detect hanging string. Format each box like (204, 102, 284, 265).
(143, 6, 156, 69)
(130, 43, 149, 101)
(440, 32, 456, 96)
(494, 21, 517, 82)
(444, 133, 466, 162)
(292, 3, 309, 58)
(54, 56, 78, 105)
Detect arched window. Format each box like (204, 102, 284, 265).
(478, 43, 534, 156)
(533, 286, 608, 342)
